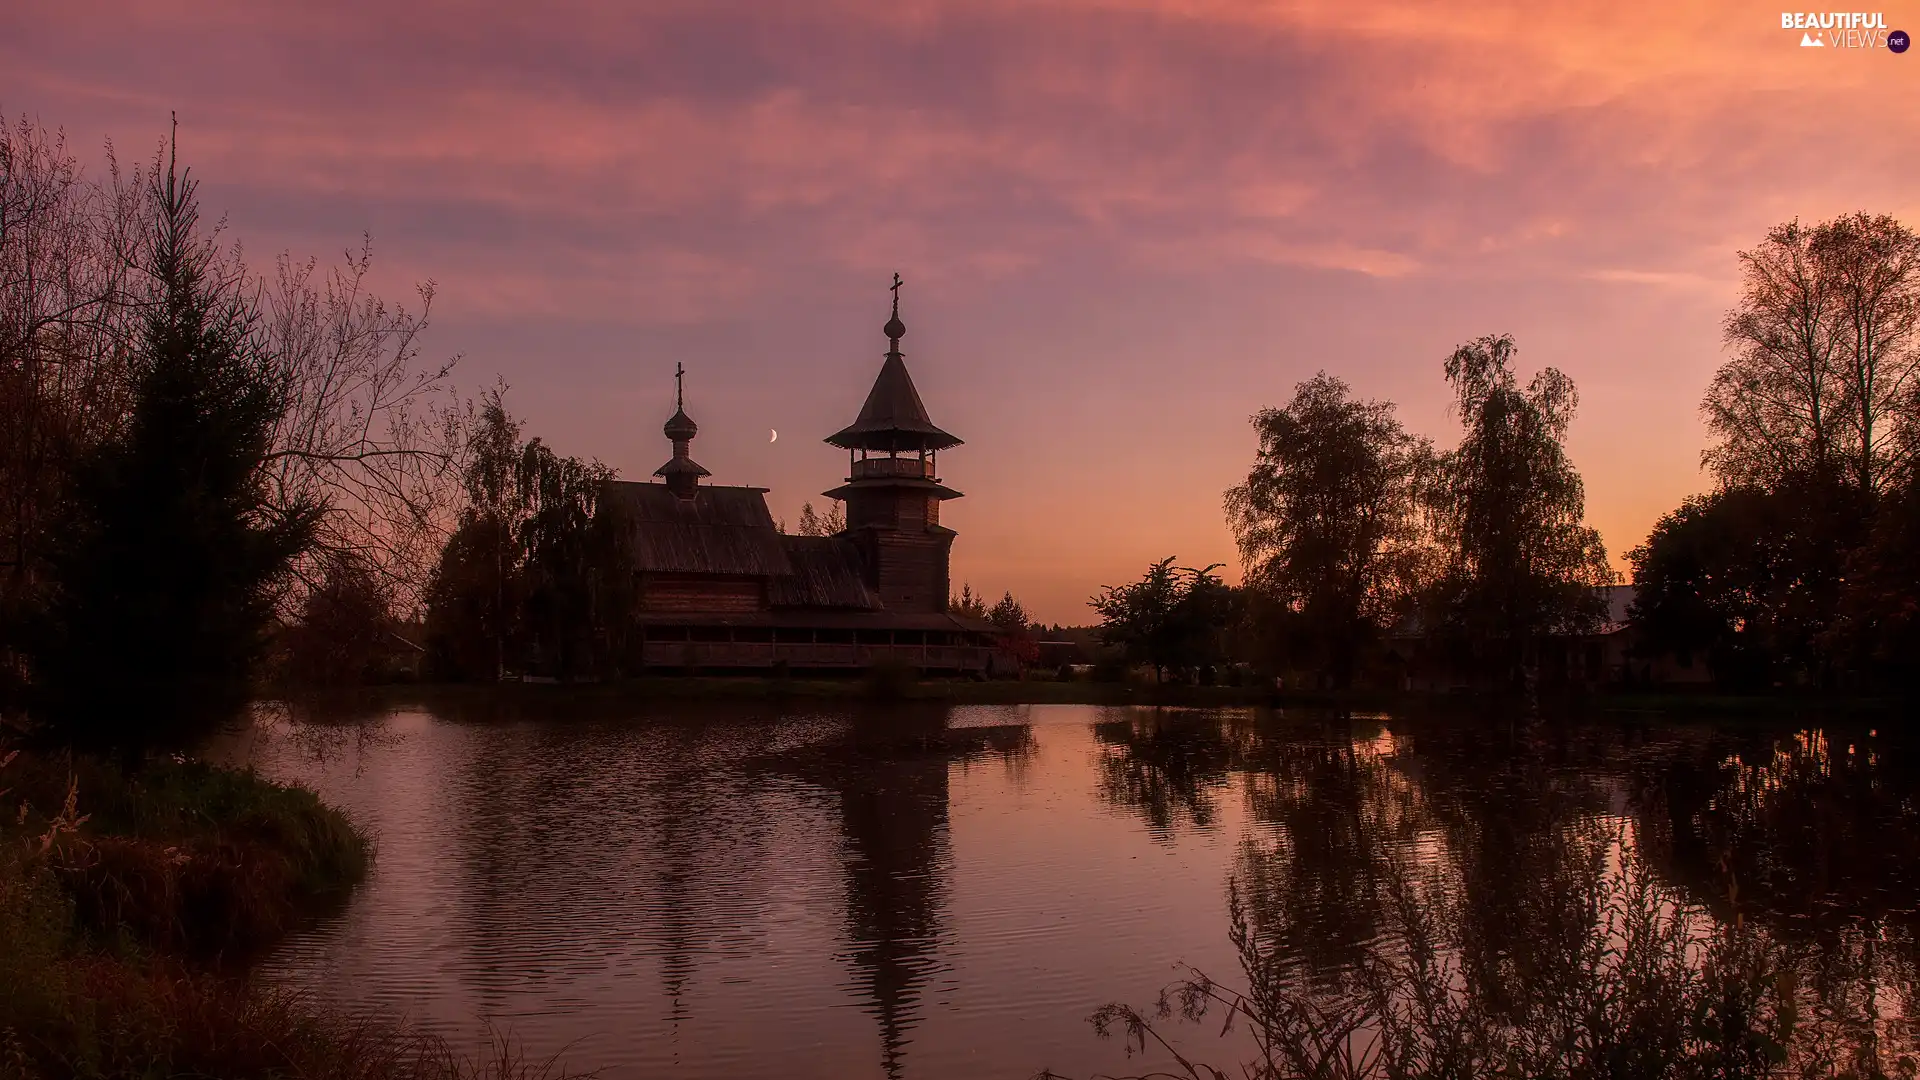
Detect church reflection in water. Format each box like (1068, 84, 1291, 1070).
(427, 701, 1034, 1079)
(788, 705, 1034, 1079)
(259, 700, 1920, 1078)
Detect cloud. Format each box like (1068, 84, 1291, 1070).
(6, 0, 1917, 619)
(1586, 268, 1727, 293)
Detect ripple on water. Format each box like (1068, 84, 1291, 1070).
(243, 702, 1919, 1079)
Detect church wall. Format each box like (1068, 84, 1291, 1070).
(640, 573, 766, 614)
(846, 491, 889, 530)
(871, 531, 952, 613)
(847, 488, 933, 531)
(892, 491, 931, 530)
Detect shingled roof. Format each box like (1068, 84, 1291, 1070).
(826, 351, 962, 452)
(603, 481, 793, 576)
(767, 536, 882, 609)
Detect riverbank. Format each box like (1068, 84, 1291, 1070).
(323, 676, 1905, 721)
(0, 746, 581, 1079)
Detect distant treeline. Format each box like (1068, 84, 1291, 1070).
(1082, 330, 1606, 689)
(1086, 212, 1920, 695)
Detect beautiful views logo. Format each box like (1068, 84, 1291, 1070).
(1780, 10, 1906, 48)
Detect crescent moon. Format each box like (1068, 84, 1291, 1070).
(769, 429, 778, 443)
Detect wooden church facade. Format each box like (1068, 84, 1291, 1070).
(607, 282, 998, 674)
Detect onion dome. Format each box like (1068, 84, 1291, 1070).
(663, 408, 698, 442)
(655, 362, 708, 497)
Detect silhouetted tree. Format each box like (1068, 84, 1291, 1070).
(426, 392, 523, 680)
(987, 591, 1029, 632)
(1090, 557, 1235, 682)
(1422, 335, 1612, 684)
(1, 114, 459, 710)
(0, 116, 148, 701)
(424, 391, 630, 680)
(1705, 213, 1920, 500)
(949, 583, 987, 619)
(1631, 213, 1920, 691)
(1831, 471, 1920, 684)
(515, 436, 627, 678)
(280, 551, 394, 686)
(32, 144, 317, 749)
(259, 241, 463, 612)
(1225, 372, 1431, 688)
(796, 499, 847, 537)
(424, 514, 521, 681)
(1627, 483, 1863, 688)
(988, 590, 1037, 669)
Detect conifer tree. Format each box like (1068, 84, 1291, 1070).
(36, 138, 316, 749)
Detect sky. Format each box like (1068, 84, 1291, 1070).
(5, 0, 1916, 623)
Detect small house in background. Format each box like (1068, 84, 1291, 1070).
(381, 618, 428, 681)
(1034, 640, 1092, 669)
(607, 279, 998, 675)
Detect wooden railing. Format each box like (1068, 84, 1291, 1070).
(851, 456, 936, 480)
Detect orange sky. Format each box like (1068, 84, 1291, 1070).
(5, 0, 1916, 622)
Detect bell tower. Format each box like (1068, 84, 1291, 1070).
(823, 275, 963, 613)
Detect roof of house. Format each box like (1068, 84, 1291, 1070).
(825, 351, 963, 452)
(603, 481, 793, 576)
(1598, 583, 1636, 635)
(821, 477, 964, 502)
(767, 536, 882, 610)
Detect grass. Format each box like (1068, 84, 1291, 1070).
(0, 745, 593, 1080)
(306, 675, 1913, 722)
(342, 674, 1391, 711)
(2, 749, 369, 960)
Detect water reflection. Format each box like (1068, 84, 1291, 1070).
(1633, 725, 1920, 1068)
(240, 700, 1920, 1078)
(1091, 709, 1920, 1073)
(1093, 710, 1236, 834)
(1233, 717, 1414, 986)
(770, 707, 1035, 1078)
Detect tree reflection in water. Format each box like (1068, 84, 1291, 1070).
(1053, 710, 1920, 1080)
(1094, 711, 1239, 835)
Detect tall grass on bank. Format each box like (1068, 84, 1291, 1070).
(2, 749, 369, 958)
(0, 746, 592, 1080)
(1039, 831, 1913, 1080)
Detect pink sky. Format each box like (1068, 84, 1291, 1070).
(6, 0, 1915, 622)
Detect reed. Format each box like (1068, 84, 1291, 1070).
(1034, 831, 1911, 1080)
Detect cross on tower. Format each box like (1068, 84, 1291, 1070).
(675, 361, 685, 410)
(890, 272, 903, 311)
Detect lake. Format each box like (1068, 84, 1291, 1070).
(220, 700, 1920, 1079)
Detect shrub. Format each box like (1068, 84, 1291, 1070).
(864, 657, 918, 700)
(0, 750, 585, 1080)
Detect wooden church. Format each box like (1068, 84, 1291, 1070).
(604, 280, 999, 674)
